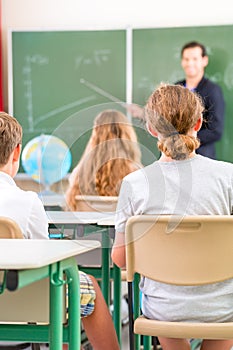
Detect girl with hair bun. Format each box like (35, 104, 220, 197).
(112, 84, 233, 350)
(145, 83, 203, 161)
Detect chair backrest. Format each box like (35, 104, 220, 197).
(0, 216, 24, 239)
(75, 195, 118, 212)
(126, 215, 233, 285)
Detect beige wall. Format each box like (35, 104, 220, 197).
(2, 0, 233, 111)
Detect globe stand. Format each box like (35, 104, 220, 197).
(35, 166, 56, 195)
(38, 182, 57, 196)
(38, 184, 65, 211)
(39, 188, 56, 196)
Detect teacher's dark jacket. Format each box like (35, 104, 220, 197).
(176, 76, 225, 159)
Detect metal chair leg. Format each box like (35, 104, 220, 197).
(128, 281, 135, 350)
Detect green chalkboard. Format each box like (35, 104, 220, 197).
(133, 25, 233, 163)
(10, 26, 233, 172)
(10, 30, 126, 170)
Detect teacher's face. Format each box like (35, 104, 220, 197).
(181, 46, 208, 79)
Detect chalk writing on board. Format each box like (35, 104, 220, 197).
(137, 77, 156, 93)
(75, 49, 111, 69)
(23, 55, 49, 132)
(208, 72, 222, 84)
(224, 62, 233, 90)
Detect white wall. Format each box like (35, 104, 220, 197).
(2, 0, 233, 110)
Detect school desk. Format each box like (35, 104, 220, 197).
(96, 215, 122, 338)
(38, 193, 66, 210)
(46, 210, 121, 344)
(0, 239, 100, 350)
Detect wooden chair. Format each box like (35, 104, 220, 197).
(75, 195, 118, 212)
(125, 215, 233, 350)
(72, 196, 123, 340)
(0, 216, 24, 239)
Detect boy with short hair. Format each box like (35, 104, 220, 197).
(0, 111, 119, 350)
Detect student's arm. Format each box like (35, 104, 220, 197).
(111, 178, 134, 268)
(111, 232, 126, 268)
(126, 103, 145, 120)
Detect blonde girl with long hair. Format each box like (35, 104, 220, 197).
(65, 109, 141, 211)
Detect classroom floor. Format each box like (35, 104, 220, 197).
(121, 324, 130, 349)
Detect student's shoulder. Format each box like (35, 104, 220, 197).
(197, 155, 233, 172)
(15, 185, 42, 204)
(215, 159, 233, 172)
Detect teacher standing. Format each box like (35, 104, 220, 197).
(175, 41, 225, 159)
(127, 41, 225, 160)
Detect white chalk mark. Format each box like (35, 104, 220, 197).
(224, 62, 233, 90)
(23, 54, 49, 132)
(80, 78, 126, 107)
(34, 95, 96, 127)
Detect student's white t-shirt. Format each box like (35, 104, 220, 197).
(0, 171, 49, 346)
(115, 155, 233, 322)
(0, 171, 48, 239)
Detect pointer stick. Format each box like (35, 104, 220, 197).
(80, 78, 126, 107)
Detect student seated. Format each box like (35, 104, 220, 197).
(65, 109, 142, 211)
(112, 84, 233, 350)
(0, 112, 119, 350)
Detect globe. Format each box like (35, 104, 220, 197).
(21, 135, 72, 189)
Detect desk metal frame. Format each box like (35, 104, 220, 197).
(48, 219, 122, 345)
(0, 257, 80, 350)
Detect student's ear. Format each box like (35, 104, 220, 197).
(13, 144, 21, 162)
(147, 123, 158, 138)
(194, 117, 203, 132)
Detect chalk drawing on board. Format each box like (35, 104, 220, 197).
(137, 77, 156, 92)
(224, 62, 233, 90)
(34, 95, 97, 127)
(80, 78, 126, 106)
(22, 54, 98, 131)
(206, 72, 222, 84)
(23, 54, 49, 132)
(75, 49, 111, 69)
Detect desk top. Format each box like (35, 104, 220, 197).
(0, 240, 100, 269)
(75, 195, 118, 202)
(47, 211, 115, 225)
(38, 193, 66, 207)
(97, 217, 115, 226)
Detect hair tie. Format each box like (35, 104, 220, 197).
(168, 131, 179, 137)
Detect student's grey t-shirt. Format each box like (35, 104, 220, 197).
(115, 155, 233, 322)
